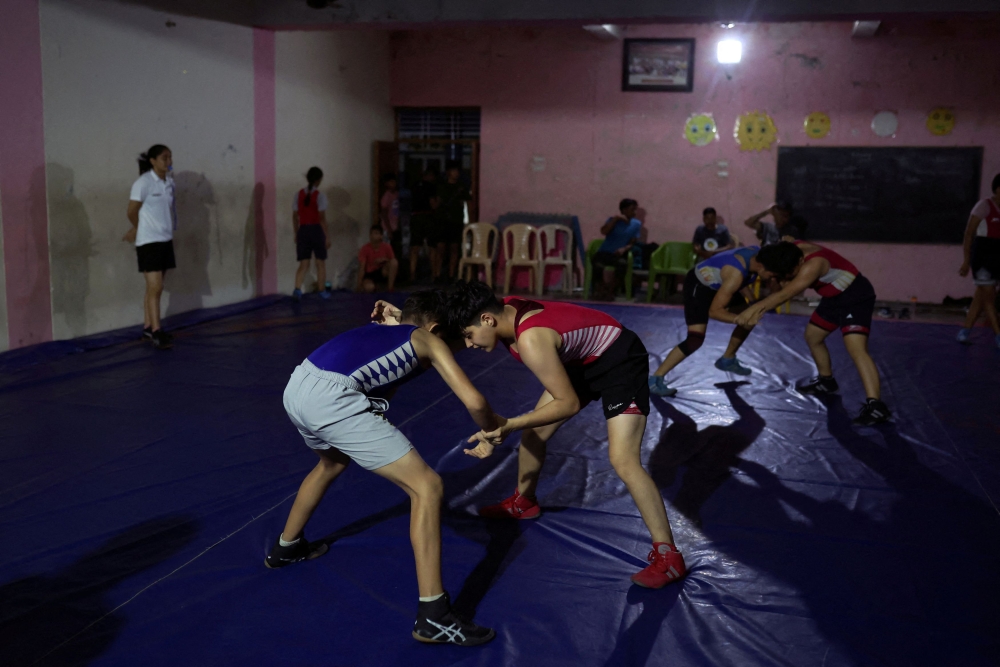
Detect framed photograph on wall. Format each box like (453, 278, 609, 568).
(622, 38, 696, 92)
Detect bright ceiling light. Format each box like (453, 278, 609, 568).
(718, 39, 742, 64)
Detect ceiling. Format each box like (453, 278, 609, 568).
(113, 0, 1000, 29)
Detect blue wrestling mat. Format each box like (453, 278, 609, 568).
(1, 293, 998, 666)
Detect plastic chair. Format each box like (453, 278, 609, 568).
(502, 224, 540, 294)
(584, 239, 635, 299)
(646, 242, 696, 303)
(537, 224, 574, 296)
(457, 222, 498, 287)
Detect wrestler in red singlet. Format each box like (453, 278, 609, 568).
(449, 282, 686, 590)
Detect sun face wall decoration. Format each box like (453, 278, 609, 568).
(734, 111, 777, 151)
(803, 112, 831, 139)
(684, 113, 719, 146)
(926, 108, 955, 136)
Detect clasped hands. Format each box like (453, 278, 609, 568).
(463, 415, 511, 459)
(734, 304, 767, 328)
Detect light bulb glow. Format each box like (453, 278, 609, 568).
(718, 39, 742, 64)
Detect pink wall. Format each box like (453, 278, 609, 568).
(0, 0, 53, 347)
(390, 21, 1000, 302)
(253, 28, 278, 297)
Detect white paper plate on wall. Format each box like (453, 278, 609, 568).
(871, 111, 898, 137)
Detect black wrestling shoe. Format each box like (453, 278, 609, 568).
(413, 593, 495, 646)
(796, 375, 839, 395)
(264, 534, 329, 569)
(142, 327, 154, 341)
(151, 330, 173, 350)
(853, 399, 891, 426)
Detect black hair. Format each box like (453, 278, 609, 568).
(445, 280, 503, 335)
(381, 173, 397, 185)
(703, 207, 717, 216)
(138, 144, 169, 175)
(400, 289, 448, 329)
(370, 225, 383, 235)
(619, 198, 638, 213)
(774, 200, 793, 213)
(756, 241, 804, 280)
(303, 167, 323, 206)
(992, 173, 1000, 194)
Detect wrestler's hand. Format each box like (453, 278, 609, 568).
(466, 416, 510, 450)
(735, 305, 764, 328)
(371, 300, 401, 324)
(122, 227, 136, 243)
(463, 440, 495, 459)
(959, 261, 970, 277)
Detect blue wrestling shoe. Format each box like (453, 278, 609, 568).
(320, 290, 331, 300)
(648, 375, 677, 397)
(715, 356, 752, 376)
(956, 328, 971, 344)
(292, 288, 302, 301)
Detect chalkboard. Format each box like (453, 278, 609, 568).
(775, 146, 983, 244)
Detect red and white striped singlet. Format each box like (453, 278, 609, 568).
(503, 297, 622, 365)
(794, 242, 859, 298)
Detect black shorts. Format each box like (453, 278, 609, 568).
(410, 212, 444, 246)
(362, 269, 385, 283)
(443, 219, 464, 245)
(971, 237, 1000, 286)
(681, 270, 747, 326)
(565, 327, 650, 420)
(296, 225, 327, 261)
(810, 274, 876, 335)
(136, 241, 176, 273)
(592, 251, 628, 274)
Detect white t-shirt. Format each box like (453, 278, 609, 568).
(292, 189, 328, 212)
(970, 198, 999, 237)
(130, 170, 176, 246)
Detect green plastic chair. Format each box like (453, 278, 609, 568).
(646, 242, 697, 303)
(584, 239, 635, 299)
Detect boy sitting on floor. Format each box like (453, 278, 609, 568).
(267, 290, 499, 646)
(357, 225, 398, 293)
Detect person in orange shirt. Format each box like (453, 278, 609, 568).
(357, 225, 398, 293)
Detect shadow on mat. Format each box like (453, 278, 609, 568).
(317, 475, 526, 622)
(650, 381, 765, 526)
(0, 516, 198, 667)
(692, 396, 1000, 666)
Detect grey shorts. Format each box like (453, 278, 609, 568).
(282, 360, 413, 471)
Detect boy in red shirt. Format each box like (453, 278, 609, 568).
(357, 225, 398, 293)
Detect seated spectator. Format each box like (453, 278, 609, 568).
(693, 207, 735, 260)
(357, 225, 398, 293)
(592, 198, 642, 300)
(743, 200, 807, 245)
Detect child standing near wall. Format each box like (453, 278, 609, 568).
(293, 167, 331, 300)
(124, 144, 175, 350)
(957, 173, 1000, 347)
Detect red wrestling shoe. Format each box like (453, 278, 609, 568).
(630, 542, 686, 588)
(478, 488, 541, 520)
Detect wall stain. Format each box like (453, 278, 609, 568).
(789, 53, 822, 69)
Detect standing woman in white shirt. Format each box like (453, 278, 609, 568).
(123, 144, 176, 349)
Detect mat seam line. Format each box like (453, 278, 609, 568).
(33, 492, 297, 665)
